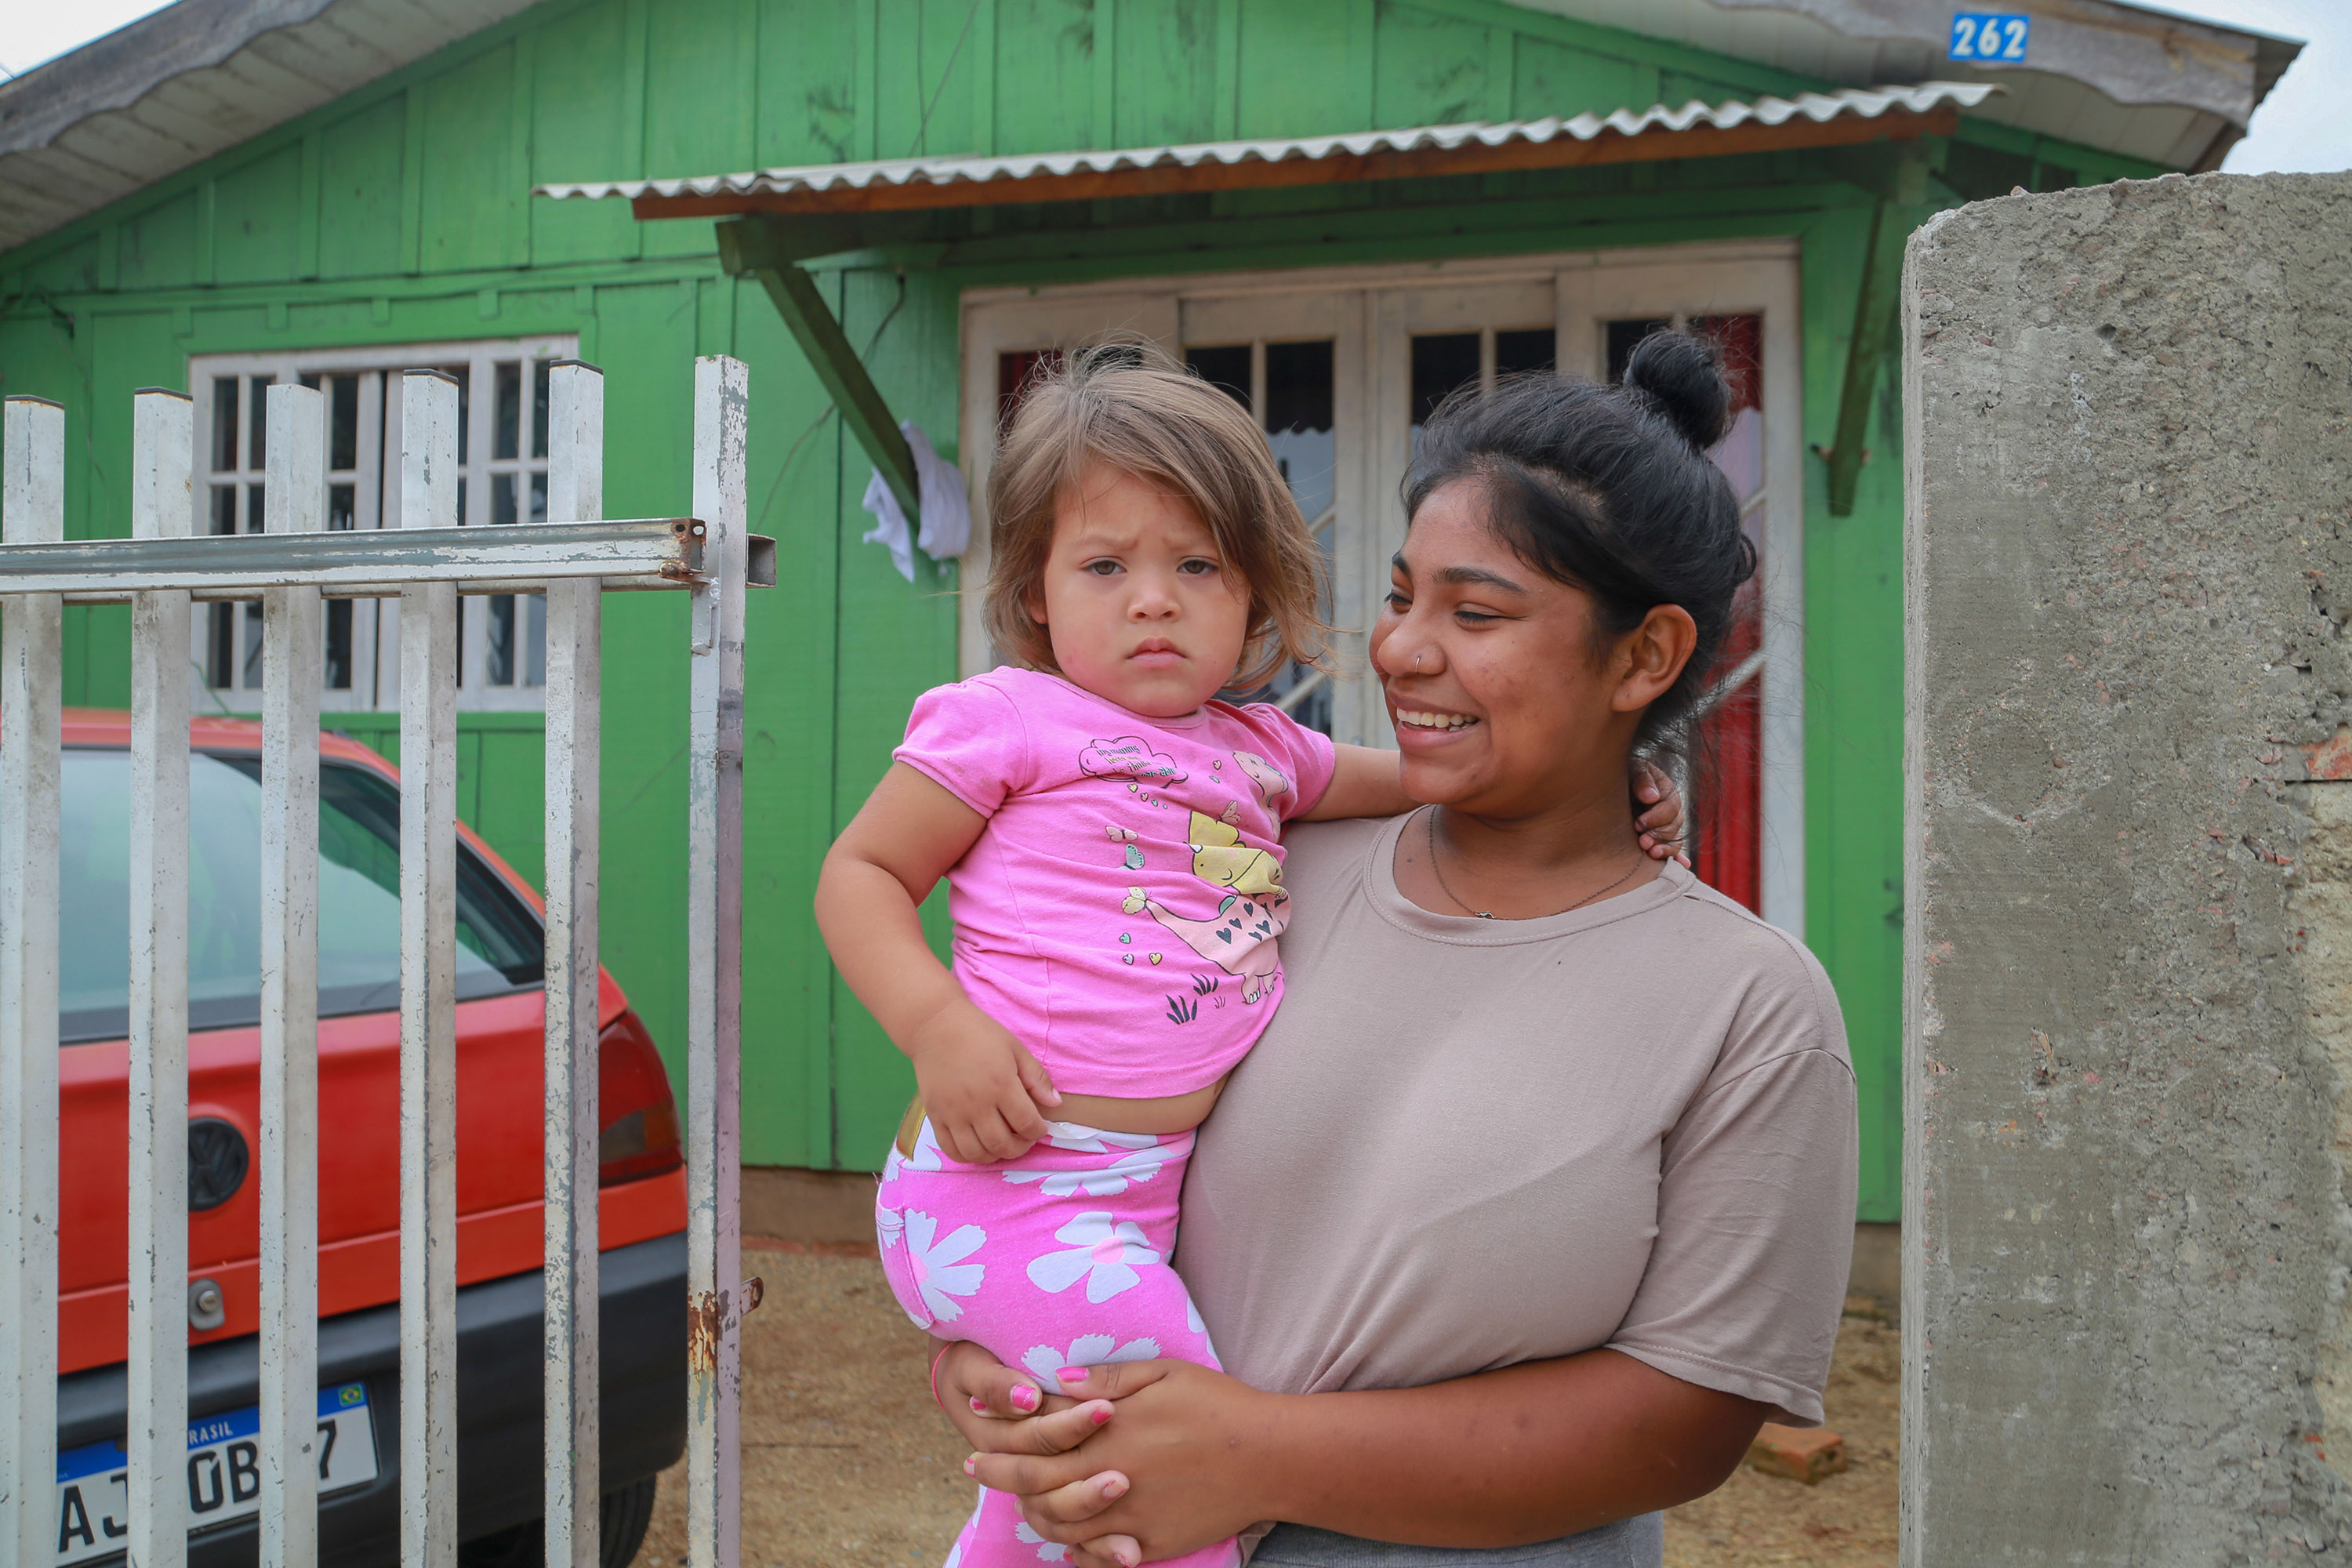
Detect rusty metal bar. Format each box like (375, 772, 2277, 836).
(258, 381, 327, 1568)
(1, 394, 64, 1568)
(0, 362, 760, 1568)
(126, 387, 195, 1568)
(0, 517, 706, 597)
(543, 361, 604, 1568)
(397, 370, 462, 1568)
(684, 354, 749, 1568)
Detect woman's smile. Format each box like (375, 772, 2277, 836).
(1391, 703, 1488, 763)
(1393, 707, 1482, 733)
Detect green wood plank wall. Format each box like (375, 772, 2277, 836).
(0, 0, 2162, 1200)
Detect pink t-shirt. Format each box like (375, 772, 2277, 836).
(892, 666, 1338, 1099)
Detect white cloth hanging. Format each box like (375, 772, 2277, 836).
(859, 422, 971, 583)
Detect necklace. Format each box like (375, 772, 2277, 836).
(1423, 805, 1646, 920)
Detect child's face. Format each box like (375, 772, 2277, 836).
(1025, 463, 1251, 718)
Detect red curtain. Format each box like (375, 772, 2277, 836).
(998, 349, 1062, 430)
(1688, 314, 1763, 915)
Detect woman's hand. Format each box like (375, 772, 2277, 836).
(935, 1344, 1149, 1567)
(1632, 759, 1691, 865)
(965, 1360, 1279, 1567)
(935, 1345, 1771, 1560)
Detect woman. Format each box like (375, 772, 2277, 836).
(931, 331, 1857, 1567)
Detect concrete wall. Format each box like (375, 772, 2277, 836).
(1903, 171, 2352, 1561)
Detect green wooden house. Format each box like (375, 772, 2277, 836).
(0, 0, 2297, 1245)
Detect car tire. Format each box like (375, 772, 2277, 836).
(457, 1478, 662, 1568)
(599, 1475, 659, 1568)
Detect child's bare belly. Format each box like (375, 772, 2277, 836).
(1055, 1078, 1226, 1135)
(892, 1079, 1230, 1159)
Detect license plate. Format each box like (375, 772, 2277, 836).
(54, 1383, 379, 1566)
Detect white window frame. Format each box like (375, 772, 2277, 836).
(190, 335, 577, 713)
(959, 242, 1805, 934)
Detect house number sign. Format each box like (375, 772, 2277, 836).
(1950, 11, 2031, 61)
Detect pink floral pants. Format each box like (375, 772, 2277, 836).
(877, 1118, 1240, 1568)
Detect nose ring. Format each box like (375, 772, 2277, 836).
(1413, 652, 1423, 670)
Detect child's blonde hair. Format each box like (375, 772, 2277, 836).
(985, 338, 1330, 692)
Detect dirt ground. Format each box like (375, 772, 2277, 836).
(631, 1249, 1897, 1568)
(1661, 1303, 1900, 1567)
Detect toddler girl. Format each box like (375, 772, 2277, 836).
(815, 343, 1679, 1567)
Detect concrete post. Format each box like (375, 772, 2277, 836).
(1904, 172, 2352, 1560)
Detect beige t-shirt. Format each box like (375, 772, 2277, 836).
(1178, 814, 1857, 1425)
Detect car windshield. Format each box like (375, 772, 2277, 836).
(56, 748, 544, 1044)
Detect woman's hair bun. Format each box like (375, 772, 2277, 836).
(1623, 330, 1732, 451)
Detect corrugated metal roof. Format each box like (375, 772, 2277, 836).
(0, 0, 2291, 258)
(0, 0, 539, 253)
(1505, 0, 2300, 170)
(537, 81, 1998, 207)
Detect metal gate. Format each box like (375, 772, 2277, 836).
(0, 358, 757, 1568)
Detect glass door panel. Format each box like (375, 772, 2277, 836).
(1178, 334, 1340, 735)
(1367, 281, 1556, 745)
(1603, 312, 1768, 913)
(964, 247, 1802, 927)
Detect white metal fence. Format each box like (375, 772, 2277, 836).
(0, 358, 756, 1568)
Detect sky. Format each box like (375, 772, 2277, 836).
(0, 0, 2343, 173)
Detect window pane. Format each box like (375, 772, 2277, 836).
(494, 361, 521, 460)
(329, 483, 356, 532)
(1262, 339, 1335, 526)
(524, 593, 546, 687)
(241, 603, 263, 690)
(1409, 333, 1479, 433)
(48, 750, 545, 1044)
(485, 595, 516, 686)
(1184, 345, 1250, 412)
(207, 604, 234, 689)
(492, 473, 517, 528)
(325, 599, 354, 691)
(532, 360, 551, 459)
(209, 485, 237, 536)
(330, 374, 360, 471)
(530, 471, 546, 524)
(245, 482, 265, 533)
(456, 477, 467, 526)
(1606, 318, 1672, 384)
(248, 377, 271, 470)
(210, 379, 238, 472)
(1494, 328, 1555, 378)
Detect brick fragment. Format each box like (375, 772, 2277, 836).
(1745, 1422, 1847, 1485)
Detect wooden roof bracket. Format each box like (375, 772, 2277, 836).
(1821, 143, 1934, 517)
(717, 215, 921, 525)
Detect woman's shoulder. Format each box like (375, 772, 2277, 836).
(1269, 815, 1396, 916)
(1278, 815, 1396, 868)
(1649, 873, 1851, 1076)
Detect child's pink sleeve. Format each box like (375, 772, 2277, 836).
(1236, 705, 1339, 822)
(892, 680, 1033, 817)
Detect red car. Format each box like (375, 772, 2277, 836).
(51, 712, 688, 1568)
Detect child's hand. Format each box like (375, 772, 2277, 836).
(907, 1000, 1063, 1163)
(1632, 760, 1692, 866)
